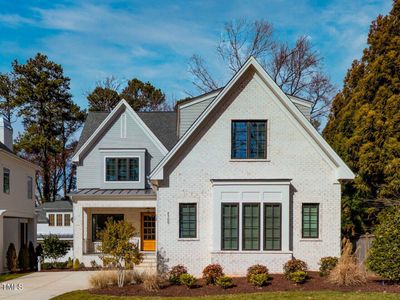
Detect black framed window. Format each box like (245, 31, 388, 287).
(105, 157, 139, 181)
(27, 176, 33, 199)
(302, 204, 319, 238)
(264, 203, 281, 250)
(221, 203, 239, 250)
(242, 203, 260, 250)
(92, 214, 124, 241)
(231, 121, 267, 159)
(3, 168, 10, 194)
(179, 203, 197, 238)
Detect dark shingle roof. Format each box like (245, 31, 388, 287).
(74, 110, 177, 155)
(38, 200, 73, 211)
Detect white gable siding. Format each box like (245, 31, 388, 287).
(77, 110, 165, 189)
(178, 95, 311, 138)
(157, 71, 340, 275)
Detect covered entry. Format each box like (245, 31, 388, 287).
(141, 212, 156, 251)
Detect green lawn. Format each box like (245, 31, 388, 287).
(0, 272, 31, 282)
(53, 290, 400, 300)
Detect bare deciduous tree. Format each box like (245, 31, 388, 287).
(189, 19, 335, 129)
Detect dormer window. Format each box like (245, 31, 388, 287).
(105, 157, 139, 182)
(231, 120, 267, 159)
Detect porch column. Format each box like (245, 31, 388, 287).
(73, 204, 82, 258)
(83, 208, 88, 252)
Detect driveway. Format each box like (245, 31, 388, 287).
(0, 271, 97, 300)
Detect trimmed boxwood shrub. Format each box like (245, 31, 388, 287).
(168, 265, 188, 285)
(283, 259, 308, 279)
(216, 276, 234, 289)
(289, 271, 308, 284)
(249, 273, 269, 287)
(179, 273, 196, 289)
(367, 207, 400, 281)
(319, 256, 339, 277)
(202, 264, 224, 285)
(247, 264, 269, 281)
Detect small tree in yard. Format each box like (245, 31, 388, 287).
(367, 207, 400, 281)
(28, 241, 37, 271)
(6, 243, 17, 273)
(42, 234, 70, 265)
(98, 219, 143, 287)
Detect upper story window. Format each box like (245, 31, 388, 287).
(3, 168, 10, 194)
(231, 120, 267, 159)
(105, 157, 139, 182)
(27, 176, 33, 199)
(49, 214, 55, 226)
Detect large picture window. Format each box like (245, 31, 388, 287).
(92, 214, 124, 241)
(231, 121, 267, 159)
(264, 203, 281, 250)
(302, 204, 319, 238)
(179, 203, 197, 238)
(105, 157, 139, 182)
(221, 204, 239, 250)
(242, 203, 260, 250)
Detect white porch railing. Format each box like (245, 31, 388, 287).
(83, 237, 141, 254)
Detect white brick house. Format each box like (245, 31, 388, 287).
(71, 57, 354, 275)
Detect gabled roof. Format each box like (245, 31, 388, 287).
(150, 56, 355, 181)
(72, 100, 177, 162)
(0, 141, 41, 170)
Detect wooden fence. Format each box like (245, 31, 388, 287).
(354, 233, 374, 271)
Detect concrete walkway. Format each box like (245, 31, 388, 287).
(0, 271, 97, 300)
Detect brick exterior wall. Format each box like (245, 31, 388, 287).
(156, 70, 342, 276)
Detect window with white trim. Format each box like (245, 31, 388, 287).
(105, 157, 139, 182)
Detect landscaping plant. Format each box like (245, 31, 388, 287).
(42, 234, 70, 265)
(328, 241, 366, 286)
(168, 264, 188, 285)
(89, 271, 118, 289)
(367, 207, 400, 281)
(283, 259, 308, 280)
(202, 264, 224, 285)
(18, 244, 30, 271)
(289, 271, 308, 284)
(249, 273, 269, 287)
(6, 243, 17, 273)
(216, 275, 234, 289)
(73, 258, 80, 270)
(28, 241, 37, 271)
(97, 219, 143, 287)
(66, 257, 73, 269)
(143, 274, 161, 292)
(179, 273, 197, 289)
(319, 256, 338, 277)
(247, 264, 269, 281)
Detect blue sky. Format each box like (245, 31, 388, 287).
(0, 0, 391, 114)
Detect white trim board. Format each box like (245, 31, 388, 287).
(150, 56, 354, 181)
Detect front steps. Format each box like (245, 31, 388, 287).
(135, 252, 157, 274)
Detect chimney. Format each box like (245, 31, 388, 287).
(0, 117, 13, 151)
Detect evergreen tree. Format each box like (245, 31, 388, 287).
(11, 53, 85, 202)
(6, 243, 17, 273)
(87, 87, 120, 112)
(323, 1, 400, 237)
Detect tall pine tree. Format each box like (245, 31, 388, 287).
(323, 0, 400, 237)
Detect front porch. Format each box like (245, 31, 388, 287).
(72, 195, 157, 271)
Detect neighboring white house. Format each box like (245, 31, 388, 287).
(70, 57, 354, 275)
(0, 117, 39, 273)
(36, 200, 74, 261)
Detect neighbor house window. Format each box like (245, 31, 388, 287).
(64, 214, 71, 226)
(264, 203, 281, 250)
(56, 214, 63, 226)
(92, 214, 124, 241)
(179, 203, 197, 238)
(3, 168, 10, 194)
(105, 157, 139, 181)
(242, 203, 260, 250)
(231, 121, 267, 159)
(27, 176, 33, 199)
(48, 214, 55, 226)
(221, 203, 239, 250)
(302, 204, 319, 238)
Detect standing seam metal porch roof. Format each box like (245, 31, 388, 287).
(69, 188, 155, 196)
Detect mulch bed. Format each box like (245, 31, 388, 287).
(90, 272, 400, 297)
(40, 267, 101, 272)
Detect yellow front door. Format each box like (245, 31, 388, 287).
(141, 212, 156, 251)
